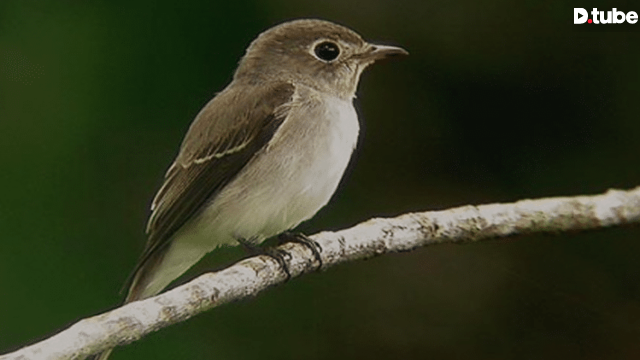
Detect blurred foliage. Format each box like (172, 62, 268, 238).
(1, 0, 639, 359)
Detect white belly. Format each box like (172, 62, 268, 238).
(141, 89, 359, 297)
(210, 90, 360, 240)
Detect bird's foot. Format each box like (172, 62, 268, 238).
(237, 237, 292, 280)
(278, 231, 323, 270)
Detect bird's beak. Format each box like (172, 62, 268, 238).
(364, 44, 409, 62)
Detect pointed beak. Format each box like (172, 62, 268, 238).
(365, 44, 409, 62)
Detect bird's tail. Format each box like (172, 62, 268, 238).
(87, 249, 168, 360)
(87, 348, 114, 360)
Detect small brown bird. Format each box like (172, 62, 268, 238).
(92, 18, 406, 360)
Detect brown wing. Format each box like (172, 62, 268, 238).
(125, 81, 294, 290)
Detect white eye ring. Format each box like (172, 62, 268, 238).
(311, 40, 341, 62)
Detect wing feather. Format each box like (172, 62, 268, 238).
(125, 81, 295, 291)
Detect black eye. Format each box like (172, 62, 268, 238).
(313, 41, 340, 61)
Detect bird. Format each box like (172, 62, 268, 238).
(91, 18, 406, 360)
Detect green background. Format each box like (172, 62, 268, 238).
(1, 0, 639, 359)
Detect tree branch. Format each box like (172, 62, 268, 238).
(3, 186, 640, 360)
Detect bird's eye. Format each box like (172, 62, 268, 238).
(313, 41, 340, 62)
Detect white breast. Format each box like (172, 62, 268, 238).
(280, 94, 360, 228)
(207, 88, 360, 241)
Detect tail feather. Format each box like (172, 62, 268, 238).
(125, 248, 167, 302)
(87, 348, 113, 360)
(88, 250, 167, 360)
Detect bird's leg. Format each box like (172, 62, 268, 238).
(237, 237, 291, 280)
(278, 231, 323, 270)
